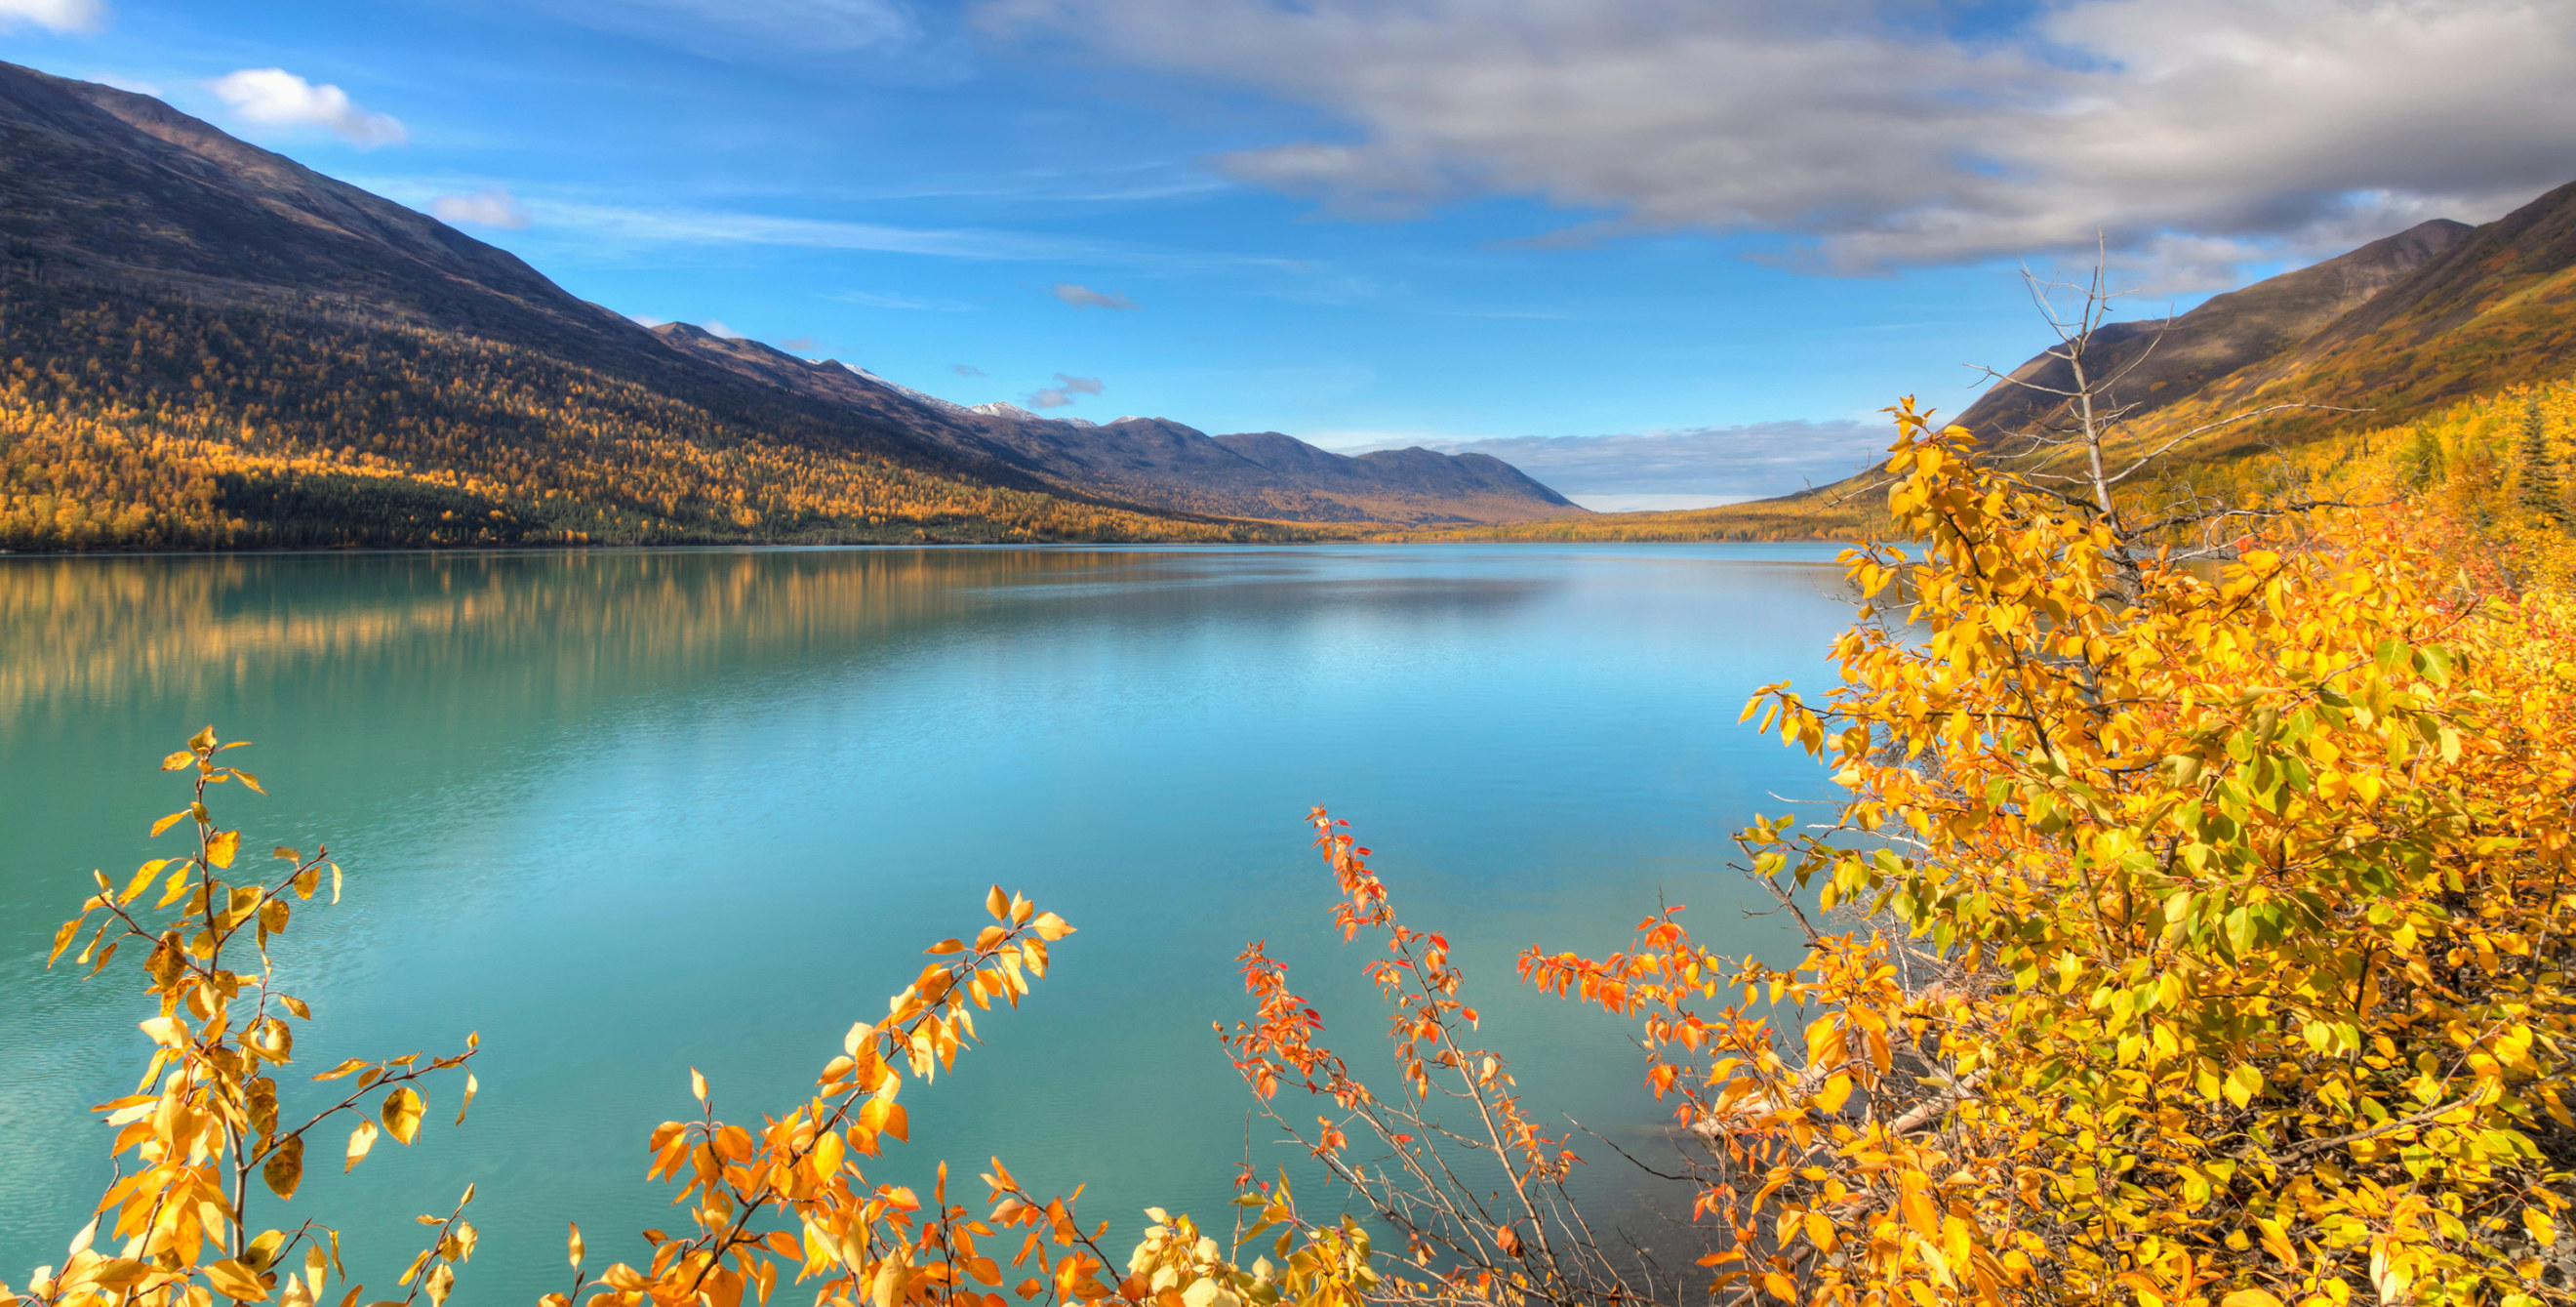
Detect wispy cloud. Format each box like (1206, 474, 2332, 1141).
(0, 0, 103, 33)
(1391, 421, 1889, 505)
(430, 187, 532, 229)
(952, 364, 986, 377)
(1053, 283, 1140, 309)
(530, 0, 935, 59)
(207, 68, 408, 149)
(533, 200, 1122, 262)
(828, 289, 975, 310)
(778, 336, 820, 352)
(1026, 373, 1106, 408)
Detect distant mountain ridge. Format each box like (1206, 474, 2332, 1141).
(0, 60, 1579, 541)
(652, 325, 1578, 523)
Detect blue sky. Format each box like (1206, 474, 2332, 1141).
(7, 0, 2575, 508)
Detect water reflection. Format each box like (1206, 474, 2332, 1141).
(1, 544, 1849, 1299)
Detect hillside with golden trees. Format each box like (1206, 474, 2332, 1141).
(0, 281, 1304, 549)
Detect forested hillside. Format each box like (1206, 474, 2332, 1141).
(0, 281, 1294, 548)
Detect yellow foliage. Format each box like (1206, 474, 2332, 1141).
(1524, 398, 2575, 1304)
(0, 282, 1299, 549)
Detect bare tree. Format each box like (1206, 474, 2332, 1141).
(1952, 246, 2383, 584)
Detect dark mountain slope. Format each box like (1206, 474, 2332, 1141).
(0, 62, 616, 344)
(1953, 219, 2473, 440)
(0, 61, 1575, 538)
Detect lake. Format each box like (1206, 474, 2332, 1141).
(0, 543, 1852, 1299)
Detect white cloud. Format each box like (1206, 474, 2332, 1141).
(430, 187, 532, 229)
(0, 0, 103, 33)
(977, 0, 2576, 280)
(1401, 422, 1890, 504)
(207, 68, 408, 149)
(1026, 373, 1105, 408)
(1053, 282, 1139, 309)
(702, 319, 745, 338)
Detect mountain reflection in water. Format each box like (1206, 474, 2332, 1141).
(1, 543, 1848, 1299)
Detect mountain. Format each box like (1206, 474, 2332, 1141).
(1952, 219, 2474, 441)
(647, 325, 1579, 524)
(2127, 180, 2576, 456)
(0, 61, 1576, 549)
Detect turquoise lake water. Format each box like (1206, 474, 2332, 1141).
(0, 544, 1852, 1299)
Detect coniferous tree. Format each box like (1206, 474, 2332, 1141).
(2517, 396, 2569, 530)
(2402, 426, 2446, 489)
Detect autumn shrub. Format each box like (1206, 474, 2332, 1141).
(1508, 401, 2575, 1305)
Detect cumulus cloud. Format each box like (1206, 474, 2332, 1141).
(1407, 421, 1890, 509)
(207, 68, 408, 149)
(1053, 282, 1139, 309)
(952, 364, 986, 376)
(978, 0, 2576, 280)
(703, 319, 744, 338)
(429, 187, 531, 229)
(1026, 373, 1106, 408)
(0, 0, 103, 32)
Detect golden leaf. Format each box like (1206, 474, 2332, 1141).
(208, 831, 241, 870)
(382, 1086, 424, 1146)
(1815, 1075, 1854, 1115)
(205, 1259, 272, 1303)
(345, 1118, 379, 1171)
(986, 885, 1010, 920)
(263, 1136, 304, 1201)
(456, 1073, 477, 1125)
